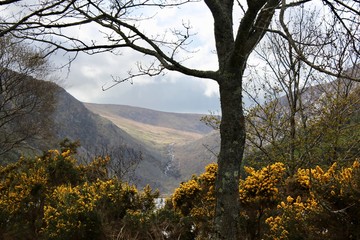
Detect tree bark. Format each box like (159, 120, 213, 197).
(206, 1, 279, 239)
(214, 71, 246, 240)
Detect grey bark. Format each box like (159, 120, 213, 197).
(204, 1, 279, 239)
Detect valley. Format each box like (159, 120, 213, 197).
(84, 103, 205, 149)
(84, 103, 219, 195)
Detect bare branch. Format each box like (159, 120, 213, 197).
(279, 0, 360, 82)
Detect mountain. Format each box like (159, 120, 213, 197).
(0, 75, 219, 194)
(84, 103, 219, 193)
(1, 81, 208, 194)
(83, 103, 212, 149)
(66, 75, 360, 194)
(4, 65, 359, 196)
(7, 75, 359, 196)
(53, 88, 214, 194)
(0, 79, 218, 194)
(173, 130, 220, 178)
(84, 104, 213, 134)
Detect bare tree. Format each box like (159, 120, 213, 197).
(92, 143, 143, 183)
(311, 71, 360, 165)
(1, 0, 359, 239)
(244, 7, 328, 173)
(0, 35, 56, 160)
(245, 7, 360, 174)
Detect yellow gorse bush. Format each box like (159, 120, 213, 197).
(296, 162, 337, 188)
(277, 194, 320, 219)
(265, 216, 289, 240)
(265, 194, 321, 240)
(0, 146, 158, 240)
(172, 159, 360, 239)
(295, 160, 360, 195)
(265, 159, 360, 240)
(41, 178, 139, 239)
(172, 163, 218, 214)
(172, 179, 201, 207)
(2, 141, 360, 240)
(240, 162, 285, 204)
(172, 162, 287, 216)
(171, 162, 287, 239)
(171, 163, 217, 238)
(0, 156, 48, 215)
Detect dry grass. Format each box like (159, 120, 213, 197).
(103, 114, 203, 149)
(84, 103, 205, 150)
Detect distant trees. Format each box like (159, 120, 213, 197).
(245, 7, 319, 172)
(0, 36, 57, 160)
(246, 76, 360, 173)
(90, 142, 143, 183)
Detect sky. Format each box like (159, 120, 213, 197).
(63, 52, 221, 114)
(49, 1, 321, 114)
(3, 0, 330, 114)
(48, 0, 325, 114)
(57, 1, 223, 114)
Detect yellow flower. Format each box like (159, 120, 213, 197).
(61, 150, 71, 157)
(286, 196, 294, 203)
(353, 160, 360, 169)
(316, 166, 324, 175)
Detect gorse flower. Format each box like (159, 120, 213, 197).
(0, 146, 158, 240)
(240, 162, 285, 204)
(1, 142, 360, 240)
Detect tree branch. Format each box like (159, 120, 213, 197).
(279, 0, 360, 82)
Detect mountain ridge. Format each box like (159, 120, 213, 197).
(84, 102, 219, 192)
(84, 103, 213, 135)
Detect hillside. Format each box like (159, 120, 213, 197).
(84, 103, 213, 151)
(54, 88, 206, 194)
(1, 81, 196, 194)
(173, 130, 220, 179)
(84, 77, 360, 193)
(84, 103, 213, 134)
(0, 76, 220, 194)
(84, 103, 219, 190)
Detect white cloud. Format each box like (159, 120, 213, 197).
(51, 2, 222, 113)
(80, 66, 103, 79)
(202, 79, 219, 98)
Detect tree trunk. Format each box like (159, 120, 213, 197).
(214, 73, 246, 240)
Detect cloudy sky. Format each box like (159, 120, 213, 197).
(53, 0, 321, 114)
(56, 1, 223, 114)
(63, 52, 221, 114)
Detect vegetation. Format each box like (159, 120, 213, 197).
(2, 0, 360, 238)
(1, 134, 359, 240)
(0, 142, 161, 240)
(0, 39, 358, 238)
(174, 81, 360, 238)
(0, 36, 57, 160)
(172, 159, 360, 240)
